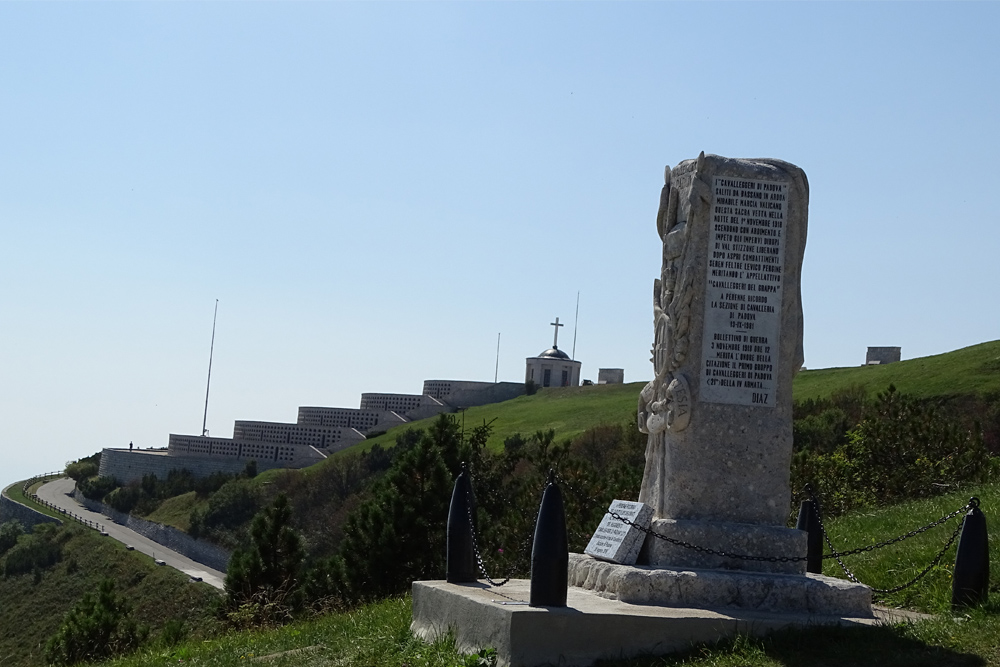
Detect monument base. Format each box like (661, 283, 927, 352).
(640, 518, 808, 574)
(569, 553, 871, 617)
(412, 577, 877, 667)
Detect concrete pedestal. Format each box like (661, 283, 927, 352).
(640, 518, 808, 574)
(412, 578, 879, 667)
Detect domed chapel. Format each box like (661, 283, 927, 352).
(524, 317, 582, 387)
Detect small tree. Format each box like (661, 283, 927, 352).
(0, 520, 23, 557)
(224, 494, 304, 625)
(45, 579, 144, 665)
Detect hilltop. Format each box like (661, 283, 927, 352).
(336, 339, 1000, 461)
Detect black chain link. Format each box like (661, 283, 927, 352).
(812, 495, 974, 596)
(606, 496, 976, 594)
(608, 510, 809, 563)
(462, 474, 548, 587)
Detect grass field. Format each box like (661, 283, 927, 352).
(97, 484, 1000, 667)
(793, 339, 1000, 402)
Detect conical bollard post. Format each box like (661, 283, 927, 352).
(446, 463, 478, 583)
(952, 498, 989, 608)
(795, 500, 824, 574)
(529, 470, 568, 607)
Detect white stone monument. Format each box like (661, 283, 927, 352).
(633, 152, 809, 573)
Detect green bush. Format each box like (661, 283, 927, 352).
(224, 494, 305, 627)
(792, 386, 995, 516)
(189, 478, 261, 540)
(44, 579, 146, 665)
(3, 524, 62, 578)
(64, 461, 98, 483)
(77, 476, 118, 502)
(0, 520, 24, 557)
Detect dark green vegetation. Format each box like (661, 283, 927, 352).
(0, 523, 220, 667)
(45, 579, 146, 665)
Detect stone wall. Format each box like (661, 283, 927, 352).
(0, 484, 62, 529)
(73, 490, 231, 573)
(99, 448, 291, 485)
(440, 381, 526, 409)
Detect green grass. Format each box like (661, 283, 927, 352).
(794, 339, 1000, 402)
(142, 491, 205, 532)
(0, 524, 221, 667)
(343, 381, 647, 457)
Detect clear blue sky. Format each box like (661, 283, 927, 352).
(2, 2, 998, 489)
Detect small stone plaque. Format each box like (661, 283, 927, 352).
(584, 500, 653, 565)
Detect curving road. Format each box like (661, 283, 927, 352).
(36, 477, 225, 590)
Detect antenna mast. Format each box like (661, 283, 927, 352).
(494, 332, 501, 383)
(571, 291, 580, 360)
(202, 299, 219, 437)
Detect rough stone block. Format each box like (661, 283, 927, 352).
(585, 500, 653, 565)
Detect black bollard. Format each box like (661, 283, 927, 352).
(952, 498, 989, 608)
(795, 500, 824, 574)
(446, 463, 478, 583)
(529, 470, 568, 607)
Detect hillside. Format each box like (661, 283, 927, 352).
(0, 522, 219, 667)
(330, 339, 1000, 461)
(793, 339, 1000, 402)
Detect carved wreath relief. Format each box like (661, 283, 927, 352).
(638, 153, 711, 435)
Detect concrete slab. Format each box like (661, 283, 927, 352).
(412, 580, 883, 667)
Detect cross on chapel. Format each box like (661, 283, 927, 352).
(551, 317, 564, 348)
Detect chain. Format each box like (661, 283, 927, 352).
(608, 510, 809, 562)
(608, 497, 976, 574)
(463, 476, 547, 587)
(809, 494, 973, 559)
(812, 495, 974, 596)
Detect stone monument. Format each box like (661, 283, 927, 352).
(568, 153, 870, 616)
(635, 152, 809, 573)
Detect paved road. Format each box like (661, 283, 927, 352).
(36, 477, 225, 590)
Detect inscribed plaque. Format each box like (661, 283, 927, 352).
(584, 500, 653, 565)
(699, 176, 788, 407)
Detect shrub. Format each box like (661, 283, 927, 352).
(0, 520, 24, 557)
(77, 475, 118, 502)
(44, 579, 146, 665)
(224, 494, 304, 626)
(4, 524, 62, 577)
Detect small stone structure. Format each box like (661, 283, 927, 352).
(525, 318, 582, 388)
(583, 500, 651, 565)
(866, 346, 901, 365)
(597, 368, 624, 384)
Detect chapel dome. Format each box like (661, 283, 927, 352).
(538, 346, 570, 360)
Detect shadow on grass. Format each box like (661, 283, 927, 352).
(596, 623, 985, 667)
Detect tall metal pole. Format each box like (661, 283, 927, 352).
(202, 299, 219, 437)
(571, 291, 580, 360)
(494, 332, 501, 383)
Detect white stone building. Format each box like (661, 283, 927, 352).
(524, 317, 582, 388)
